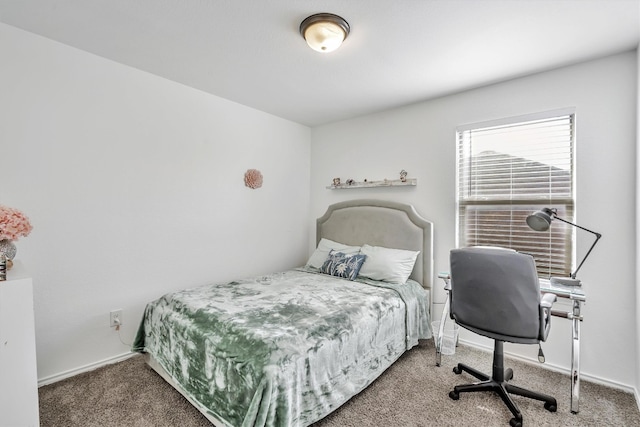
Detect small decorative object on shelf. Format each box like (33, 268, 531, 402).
(0, 205, 33, 266)
(400, 169, 408, 182)
(346, 179, 355, 185)
(332, 177, 341, 186)
(244, 169, 263, 189)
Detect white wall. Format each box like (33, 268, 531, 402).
(0, 23, 311, 381)
(311, 51, 638, 391)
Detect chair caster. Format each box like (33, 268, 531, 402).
(505, 368, 513, 381)
(509, 417, 523, 427)
(449, 390, 459, 400)
(544, 401, 557, 412)
(452, 366, 462, 374)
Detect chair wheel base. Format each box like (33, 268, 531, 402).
(509, 418, 522, 427)
(448, 342, 556, 427)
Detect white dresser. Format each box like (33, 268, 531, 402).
(0, 261, 40, 427)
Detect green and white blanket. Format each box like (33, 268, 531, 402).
(133, 268, 431, 427)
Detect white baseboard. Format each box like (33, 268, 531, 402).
(37, 351, 136, 387)
(458, 339, 638, 397)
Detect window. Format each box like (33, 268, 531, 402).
(456, 110, 575, 278)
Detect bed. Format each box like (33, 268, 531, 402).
(133, 199, 434, 426)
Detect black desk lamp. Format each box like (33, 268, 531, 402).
(526, 207, 602, 287)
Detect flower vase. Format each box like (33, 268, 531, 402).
(0, 239, 17, 260)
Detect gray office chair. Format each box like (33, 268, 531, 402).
(448, 247, 557, 427)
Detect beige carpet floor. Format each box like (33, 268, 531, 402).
(39, 340, 640, 426)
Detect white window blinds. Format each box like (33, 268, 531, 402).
(456, 112, 575, 277)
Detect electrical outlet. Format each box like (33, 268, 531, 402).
(110, 309, 123, 328)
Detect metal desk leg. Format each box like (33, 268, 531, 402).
(435, 296, 450, 366)
(570, 299, 581, 414)
(435, 327, 443, 366)
(435, 274, 452, 367)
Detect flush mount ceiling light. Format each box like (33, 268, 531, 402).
(299, 13, 350, 53)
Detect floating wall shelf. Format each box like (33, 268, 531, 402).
(327, 178, 417, 190)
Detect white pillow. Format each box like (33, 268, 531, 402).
(358, 244, 420, 284)
(306, 238, 361, 269)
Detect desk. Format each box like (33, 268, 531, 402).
(435, 274, 585, 414)
(539, 279, 585, 414)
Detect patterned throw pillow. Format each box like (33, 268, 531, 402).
(320, 250, 367, 281)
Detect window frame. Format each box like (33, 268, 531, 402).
(455, 108, 576, 278)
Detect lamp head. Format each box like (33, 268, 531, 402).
(526, 207, 555, 232)
(525, 207, 602, 284)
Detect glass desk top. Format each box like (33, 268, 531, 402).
(539, 278, 586, 301)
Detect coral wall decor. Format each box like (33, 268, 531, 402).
(244, 169, 263, 189)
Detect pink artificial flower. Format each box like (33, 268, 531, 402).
(0, 205, 33, 241)
(244, 169, 263, 189)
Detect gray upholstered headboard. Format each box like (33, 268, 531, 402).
(316, 199, 434, 293)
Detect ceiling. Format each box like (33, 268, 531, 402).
(1, 0, 638, 127)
